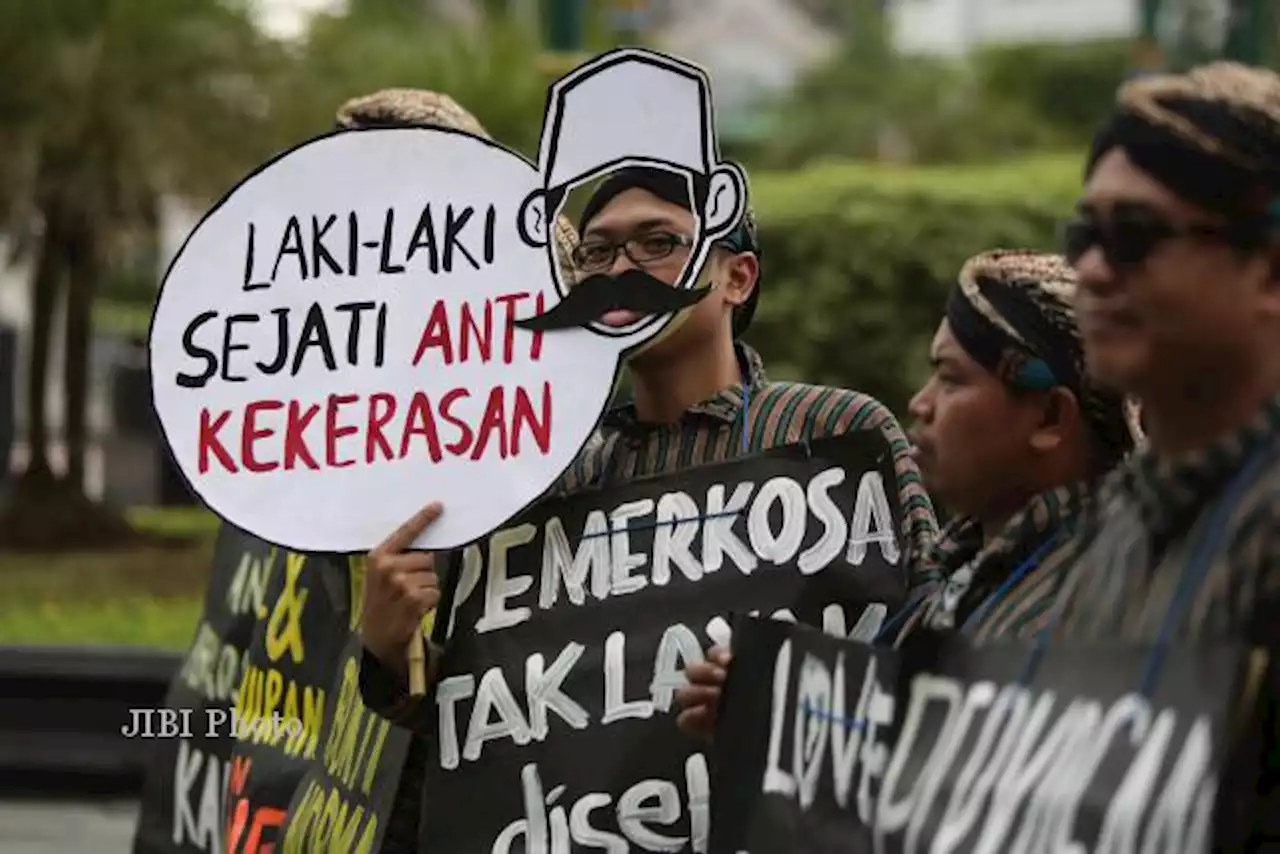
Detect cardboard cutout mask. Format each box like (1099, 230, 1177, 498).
(514, 49, 747, 340)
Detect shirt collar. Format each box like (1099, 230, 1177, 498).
(921, 479, 1095, 584)
(602, 342, 768, 429)
(1113, 390, 1280, 541)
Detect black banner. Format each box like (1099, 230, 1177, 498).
(875, 631, 1260, 854)
(276, 557, 418, 854)
(133, 526, 282, 854)
(223, 549, 352, 854)
(709, 616, 899, 854)
(419, 433, 907, 853)
(711, 622, 1267, 854)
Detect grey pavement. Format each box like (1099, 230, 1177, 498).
(0, 800, 138, 854)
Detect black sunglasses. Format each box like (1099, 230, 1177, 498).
(1061, 212, 1266, 270)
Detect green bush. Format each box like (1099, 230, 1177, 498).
(756, 13, 1131, 168)
(972, 40, 1132, 147)
(745, 152, 1085, 414)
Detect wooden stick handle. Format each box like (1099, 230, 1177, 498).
(407, 627, 427, 696)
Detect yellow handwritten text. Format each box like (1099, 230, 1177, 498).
(266, 552, 309, 664)
(235, 663, 324, 759)
(325, 656, 392, 797)
(282, 779, 378, 854)
(347, 556, 365, 633)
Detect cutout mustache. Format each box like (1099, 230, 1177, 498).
(513, 268, 710, 332)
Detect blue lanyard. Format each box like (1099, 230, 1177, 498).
(1135, 445, 1271, 694)
(875, 527, 1065, 645)
(874, 586, 934, 644)
(960, 529, 1066, 634)
(1021, 442, 1273, 692)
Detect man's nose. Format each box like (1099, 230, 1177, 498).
(609, 247, 639, 276)
(1073, 245, 1120, 297)
(907, 384, 933, 423)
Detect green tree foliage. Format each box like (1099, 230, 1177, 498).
(971, 41, 1133, 143)
(759, 1, 1046, 166)
(0, 0, 281, 547)
(271, 1, 549, 159)
(745, 153, 1083, 414)
(0, 0, 1096, 551)
(758, 2, 1135, 167)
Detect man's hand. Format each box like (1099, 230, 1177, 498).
(360, 502, 444, 679)
(675, 646, 732, 742)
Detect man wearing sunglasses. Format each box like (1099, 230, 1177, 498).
(1054, 62, 1280, 844)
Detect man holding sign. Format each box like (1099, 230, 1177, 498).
(328, 87, 574, 854)
(839, 63, 1280, 854)
(357, 172, 937, 706)
(143, 46, 935, 853)
(1044, 61, 1280, 846)
(355, 51, 936, 852)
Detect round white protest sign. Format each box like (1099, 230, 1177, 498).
(150, 128, 629, 552)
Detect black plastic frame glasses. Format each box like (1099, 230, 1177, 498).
(571, 231, 694, 274)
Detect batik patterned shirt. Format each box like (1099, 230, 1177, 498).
(365, 342, 938, 851)
(1010, 392, 1280, 845)
(1048, 392, 1280, 643)
(890, 480, 1095, 646)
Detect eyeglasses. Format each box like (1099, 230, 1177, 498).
(1061, 211, 1265, 270)
(571, 231, 693, 274)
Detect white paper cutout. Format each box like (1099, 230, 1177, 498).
(515, 50, 747, 339)
(148, 47, 746, 553)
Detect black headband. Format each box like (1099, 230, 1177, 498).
(579, 168, 700, 233)
(945, 276, 1082, 396)
(947, 271, 1132, 461)
(1087, 106, 1279, 217)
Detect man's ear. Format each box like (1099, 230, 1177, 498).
(1028, 386, 1080, 453)
(719, 250, 758, 308)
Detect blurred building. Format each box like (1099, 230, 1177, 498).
(888, 0, 1138, 55)
(653, 0, 836, 141)
(888, 0, 1233, 56)
(256, 0, 835, 138)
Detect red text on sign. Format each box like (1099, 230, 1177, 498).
(411, 291, 544, 367)
(196, 383, 552, 475)
(225, 755, 287, 854)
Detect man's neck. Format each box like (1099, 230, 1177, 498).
(977, 452, 1093, 548)
(630, 337, 742, 424)
(1142, 362, 1280, 458)
(978, 502, 1026, 549)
